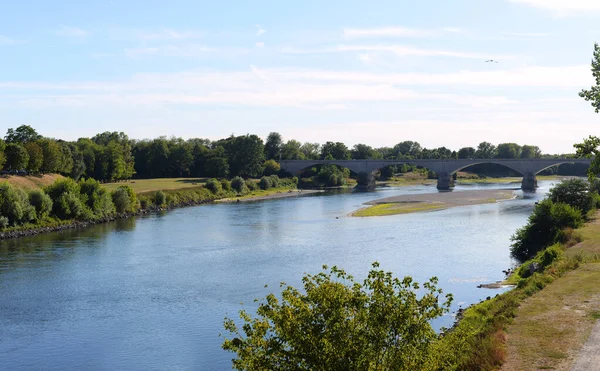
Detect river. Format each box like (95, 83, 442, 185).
(0, 180, 557, 370)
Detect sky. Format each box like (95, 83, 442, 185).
(1, 0, 600, 153)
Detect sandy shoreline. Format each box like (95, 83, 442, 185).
(365, 189, 518, 206)
(352, 189, 518, 217)
(216, 189, 324, 203)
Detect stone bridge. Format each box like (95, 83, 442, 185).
(279, 158, 592, 191)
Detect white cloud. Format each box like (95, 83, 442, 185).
(125, 44, 214, 57)
(255, 42, 265, 48)
(256, 25, 266, 36)
(55, 25, 90, 39)
(0, 35, 21, 45)
(343, 26, 464, 39)
(136, 29, 203, 41)
(507, 0, 600, 14)
(283, 44, 512, 60)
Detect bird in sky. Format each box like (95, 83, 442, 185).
(485, 59, 499, 63)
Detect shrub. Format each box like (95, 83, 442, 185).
(222, 263, 452, 371)
(511, 199, 583, 261)
(154, 190, 166, 206)
(28, 190, 53, 220)
(245, 179, 258, 191)
(79, 178, 115, 218)
(231, 176, 247, 193)
(259, 176, 272, 190)
(263, 159, 280, 176)
(0, 182, 35, 226)
(0, 216, 8, 229)
(221, 179, 231, 192)
(205, 178, 222, 194)
(548, 178, 594, 215)
(45, 178, 82, 219)
(111, 186, 137, 214)
(268, 174, 279, 188)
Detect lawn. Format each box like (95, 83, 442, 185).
(0, 174, 64, 190)
(102, 178, 208, 193)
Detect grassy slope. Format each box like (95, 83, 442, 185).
(500, 217, 600, 370)
(102, 178, 208, 193)
(0, 174, 64, 190)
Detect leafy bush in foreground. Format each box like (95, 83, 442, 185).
(111, 185, 137, 214)
(548, 178, 594, 215)
(222, 262, 452, 371)
(205, 178, 221, 194)
(28, 189, 53, 220)
(0, 182, 35, 226)
(231, 176, 246, 193)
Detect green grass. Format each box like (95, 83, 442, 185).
(102, 178, 208, 193)
(352, 202, 446, 217)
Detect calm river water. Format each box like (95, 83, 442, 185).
(0, 180, 558, 370)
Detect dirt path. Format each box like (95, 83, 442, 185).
(572, 320, 600, 370)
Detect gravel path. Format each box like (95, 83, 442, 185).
(572, 321, 600, 371)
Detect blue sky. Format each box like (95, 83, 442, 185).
(1, 0, 600, 153)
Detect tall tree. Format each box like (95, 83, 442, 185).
(580, 43, 600, 112)
(457, 147, 475, 159)
(393, 141, 422, 159)
(224, 134, 265, 178)
(39, 139, 63, 173)
(281, 140, 305, 160)
(520, 145, 541, 159)
(474, 142, 496, 159)
(4, 143, 29, 170)
(264, 132, 283, 160)
(320, 141, 350, 160)
(496, 143, 521, 159)
(23, 142, 43, 173)
(5, 125, 41, 144)
(300, 142, 320, 160)
(0, 139, 7, 170)
(352, 144, 379, 160)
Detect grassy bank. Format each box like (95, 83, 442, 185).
(434, 214, 600, 370)
(1, 174, 64, 190)
(102, 177, 208, 192)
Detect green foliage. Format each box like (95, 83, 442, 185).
(511, 199, 583, 261)
(4, 125, 41, 144)
(231, 176, 247, 193)
(245, 179, 258, 191)
(23, 142, 44, 173)
(154, 190, 166, 206)
(0, 216, 8, 229)
(4, 143, 29, 170)
(0, 182, 36, 226)
(548, 178, 594, 214)
(579, 42, 600, 113)
(320, 141, 351, 160)
(268, 174, 279, 188)
(317, 164, 347, 187)
(264, 132, 283, 160)
(111, 185, 137, 214)
(263, 159, 280, 176)
(574, 135, 600, 181)
(44, 178, 82, 220)
(28, 189, 53, 220)
(222, 262, 452, 371)
(259, 176, 272, 190)
(221, 179, 231, 191)
(78, 178, 115, 218)
(205, 178, 222, 194)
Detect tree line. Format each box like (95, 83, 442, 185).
(0, 125, 567, 182)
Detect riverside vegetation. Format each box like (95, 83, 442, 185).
(221, 43, 600, 370)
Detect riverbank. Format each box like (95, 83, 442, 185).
(216, 189, 323, 203)
(351, 189, 517, 217)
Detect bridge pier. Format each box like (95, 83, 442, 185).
(437, 172, 455, 191)
(521, 172, 538, 192)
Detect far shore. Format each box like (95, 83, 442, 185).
(352, 189, 518, 217)
(216, 189, 323, 203)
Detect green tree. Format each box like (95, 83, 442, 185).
(0, 182, 36, 226)
(44, 178, 83, 220)
(520, 145, 541, 159)
(548, 178, 594, 215)
(352, 144, 379, 160)
(23, 141, 43, 173)
(264, 132, 283, 160)
(224, 135, 265, 178)
(79, 178, 115, 218)
(0, 139, 6, 170)
(168, 139, 194, 177)
(495, 143, 521, 159)
(320, 141, 350, 160)
(5, 125, 41, 144)
(4, 143, 29, 170)
(457, 147, 475, 159)
(39, 138, 63, 173)
(28, 189, 53, 220)
(579, 42, 600, 112)
(222, 262, 452, 371)
(300, 142, 320, 160)
(263, 159, 280, 176)
(281, 140, 305, 160)
(205, 146, 230, 178)
(574, 135, 600, 180)
(474, 142, 496, 159)
(393, 141, 422, 159)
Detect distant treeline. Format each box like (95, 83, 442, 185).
(0, 125, 584, 182)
